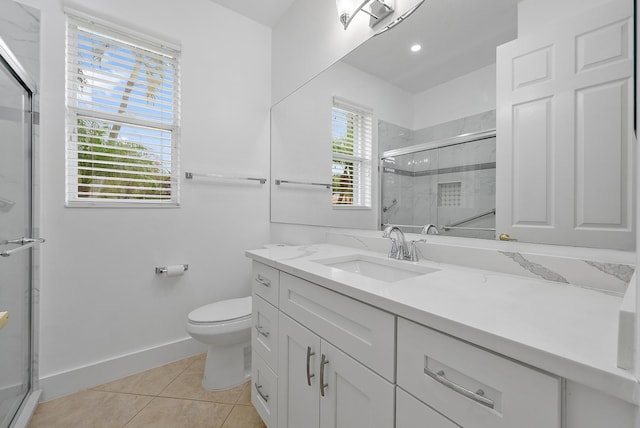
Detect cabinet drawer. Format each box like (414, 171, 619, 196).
(279, 272, 395, 381)
(397, 318, 561, 428)
(252, 261, 279, 307)
(252, 295, 279, 372)
(251, 352, 278, 428)
(396, 387, 460, 428)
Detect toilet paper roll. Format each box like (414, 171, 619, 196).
(164, 264, 186, 277)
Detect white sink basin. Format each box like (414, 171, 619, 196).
(314, 254, 439, 283)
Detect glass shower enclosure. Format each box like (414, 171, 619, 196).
(0, 37, 39, 427)
(380, 130, 496, 240)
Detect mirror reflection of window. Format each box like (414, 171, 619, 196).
(331, 98, 372, 208)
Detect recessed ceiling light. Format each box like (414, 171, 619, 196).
(410, 44, 422, 53)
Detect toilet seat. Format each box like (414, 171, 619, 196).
(187, 296, 252, 325)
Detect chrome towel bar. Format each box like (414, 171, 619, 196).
(275, 179, 331, 189)
(185, 171, 266, 184)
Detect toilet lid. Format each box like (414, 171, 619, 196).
(188, 296, 252, 323)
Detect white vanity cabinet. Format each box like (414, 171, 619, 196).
(277, 272, 395, 428)
(278, 313, 394, 428)
(251, 262, 280, 428)
(397, 318, 562, 428)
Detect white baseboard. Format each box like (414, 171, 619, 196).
(39, 337, 206, 402)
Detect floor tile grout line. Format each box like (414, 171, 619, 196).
(120, 393, 154, 428)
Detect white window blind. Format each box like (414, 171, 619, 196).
(331, 98, 373, 208)
(65, 14, 181, 206)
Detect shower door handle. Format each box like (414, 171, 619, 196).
(0, 237, 45, 257)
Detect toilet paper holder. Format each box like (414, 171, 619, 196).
(155, 264, 189, 274)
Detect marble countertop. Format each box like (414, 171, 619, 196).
(246, 243, 638, 405)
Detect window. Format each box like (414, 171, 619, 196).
(66, 13, 180, 206)
(331, 98, 373, 208)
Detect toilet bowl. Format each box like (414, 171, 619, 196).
(186, 296, 252, 390)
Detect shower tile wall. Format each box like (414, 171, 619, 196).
(380, 111, 496, 237)
(413, 110, 496, 143)
(0, 2, 41, 83)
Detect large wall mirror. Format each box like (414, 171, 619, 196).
(272, 0, 635, 250)
(271, 0, 519, 234)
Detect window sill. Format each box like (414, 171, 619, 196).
(66, 201, 180, 208)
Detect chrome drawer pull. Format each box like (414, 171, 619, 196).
(255, 325, 270, 338)
(306, 346, 316, 386)
(255, 274, 271, 287)
(424, 367, 495, 409)
(254, 382, 269, 402)
(320, 354, 329, 397)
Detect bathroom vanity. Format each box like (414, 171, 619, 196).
(246, 242, 637, 428)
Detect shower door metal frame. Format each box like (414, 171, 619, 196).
(378, 128, 497, 231)
(0, 35, 41, 428)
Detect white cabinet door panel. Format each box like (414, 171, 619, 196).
(319, 341, 394, 428)
(397, 318, 561, 428)
(252, 352, 278, 428)
(278, 313, 320, 428)
(396, 387, 460, 428)
(253, 295, 279, 371)
(252, 261, 280, 307)
(279, 272, 395, 381)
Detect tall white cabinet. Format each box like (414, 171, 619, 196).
(496, 0, 634, 249)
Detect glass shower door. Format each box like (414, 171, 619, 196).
(0, 55, 33, 428)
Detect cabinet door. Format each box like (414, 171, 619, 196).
(278, 313, 321, 428)
(397, 318, 561, 428)
(252, 352, 278, 428)
(279, 272, 395, 381)
(253, 261, 280, 306)
(396, 387, 460, 428)
(253, 295, 279, 371)
(496, 0, 634, 249)
(319, 341, 394, 428)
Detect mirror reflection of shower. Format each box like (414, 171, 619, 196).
(380, 123, 496, 240)
(0, 196, 15, 213)
(381, 198, 398, 225)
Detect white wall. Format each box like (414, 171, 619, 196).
(272, 0, 420, 104)
(19, 0, 272, 400)
(517, 0, 616, 37)
(412, 64, 496, 130)
(271, 61, 412, 229)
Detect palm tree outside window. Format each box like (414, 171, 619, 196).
(66, 13, 181, 206)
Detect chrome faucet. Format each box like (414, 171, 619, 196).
(421, 224, 440, 235)
(383, 226, 410, 260)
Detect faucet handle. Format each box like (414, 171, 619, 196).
(408, 239, 426, 262)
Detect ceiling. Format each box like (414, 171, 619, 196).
(342, 0, 520, 94)
(207, 0, 520, 95)
(207, 0, 295, 27)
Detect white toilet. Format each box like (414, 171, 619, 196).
(186, 296, 252, 390)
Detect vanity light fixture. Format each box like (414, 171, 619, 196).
(336, 0, 395, 30)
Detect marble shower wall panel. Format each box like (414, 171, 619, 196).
(413, 110, 496, 144)
(0, 1, 40, 84)
(378, 120, 414, 152)
(437, 137, 496, 169)
(412, 174, 438, 227)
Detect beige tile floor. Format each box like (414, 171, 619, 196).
(28, 354, 266, 428)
